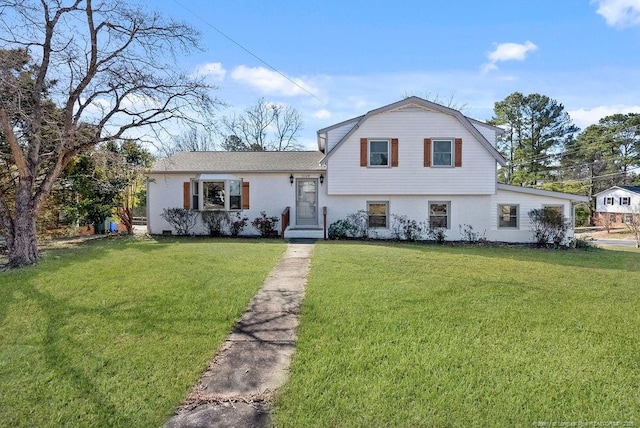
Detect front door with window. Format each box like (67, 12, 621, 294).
(296, 179, 318, 226)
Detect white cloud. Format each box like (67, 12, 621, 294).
(482, 41, 538, 74)
(193, 62, 226, 81)
(313, 109, 332, 120)
(592, 0, 640, 28)
(230, 65, 319, 97)
(569, 104, 640, 129)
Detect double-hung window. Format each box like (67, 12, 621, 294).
(605, 197, 614, 205)
(367, 201, 389, 228)
(432, 140, 453, 166)
(498, 204, 519, 228)
(429, 201, 450, 229)
(620, 197, 631, 205)
(369, 140, 389, 167)
(198, 180, 243, 211)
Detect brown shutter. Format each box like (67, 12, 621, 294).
(424, 138, 432, 167)
(242, 181, 250, 209)
(360, 138, 368, 167)
(391, 138, 399, 167)
(183, 182, 190, 209)
(455, 138, 462, 167)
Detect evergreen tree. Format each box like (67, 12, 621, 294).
(490, 92, 578, 186)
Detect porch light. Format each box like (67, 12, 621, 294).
(289, 174, 294, 185)
(319, 174, 324, 185)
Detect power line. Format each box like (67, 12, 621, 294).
(171, 0, 324, 104)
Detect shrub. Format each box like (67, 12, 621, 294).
(161, 208, 198, 236)
(458, 224, 486, 243)
(200, 211, 229, 237)
(251, 211, 280, 237)
(425, 227, 447, 244)
(229, 213, 249, 237)
(572, 236, 596, 250)
(528, 208, 569, 247)
(328, 219, 354, 240)
(574, 205, 590, 227)
(391, 214, 424, 241)
(345, 210, 371, 239)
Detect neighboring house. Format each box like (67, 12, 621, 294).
(594, 186, 640, 225)
(147, 97, 589, 242)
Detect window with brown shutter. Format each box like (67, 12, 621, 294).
(183, 182, 190, 209)
(424, 138, 432, 167)
(360, 138, 368, 167)
(391, 138, 398, 167)
(455, 138, 462, 167)
(242, 181, 250, 209)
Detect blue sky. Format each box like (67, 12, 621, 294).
(155, 0, 640, 150)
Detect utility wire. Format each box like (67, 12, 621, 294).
(171, 0, 324, 104)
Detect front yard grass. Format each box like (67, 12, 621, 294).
(274, 242, 640, 427)
(0, 236, 285, 427)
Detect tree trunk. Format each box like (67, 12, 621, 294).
(6, 197, 39, 268)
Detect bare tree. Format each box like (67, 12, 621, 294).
(626, 206, 640, 248)
(0, 0, 217, 267)
(403, 91, 469, 113)
(164, 124, 217, 156)
(220, 98, 303, 151)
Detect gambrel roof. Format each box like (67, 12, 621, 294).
(317, 96, 507, 166)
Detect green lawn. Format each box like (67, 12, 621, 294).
(0, 236, 286, 427)
(274, 242, 640, 427)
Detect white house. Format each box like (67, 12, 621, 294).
(147, 97, 589, 242)
(594, 186, 640, 225)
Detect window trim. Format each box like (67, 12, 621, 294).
(428, 201, 451, 229)
(498, 204, 519, 229)
(620, 197, 631, 206)
(367, 201, 389, 229)
(605, 197, 615, 205)
(431, 139, 454, 167)
(368, 139, 390, 168)
(195, 179, 244, 211)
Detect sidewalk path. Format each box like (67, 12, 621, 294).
(166, 241, 315, 428)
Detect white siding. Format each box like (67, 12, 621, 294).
(323, 191, 575, 243)
(325, 121, 357, 153)
(326, 108, 497, 195)
(490, 189, 575, 242)
(595, 188, 640, 213)
(147, 172, 327, 235)
(471, 121, 499, 148)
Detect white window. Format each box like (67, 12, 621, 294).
(605, 197, 614, 205)
(198, 180, 243, 211)
(369, 140, 389, 167)
(620, 197, 631, 205)
(498, 204, 519, 228)
(367, 201, 389, 228)
(432, 140, 453, 167)
(429, 201, 450, 229)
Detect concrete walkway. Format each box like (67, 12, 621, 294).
(165, 241, 314, 428)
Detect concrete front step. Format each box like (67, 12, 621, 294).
(283, 227, 324, 240)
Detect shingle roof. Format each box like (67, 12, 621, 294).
(151, 151, 325, 173)
(619, 186, 640, 194)
(594, 185, 640, 197)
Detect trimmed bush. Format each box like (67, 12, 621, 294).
(161, 208, 198, 235)
(252, 211, 280, 237)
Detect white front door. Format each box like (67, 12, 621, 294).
(296, 179, 318, 226)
